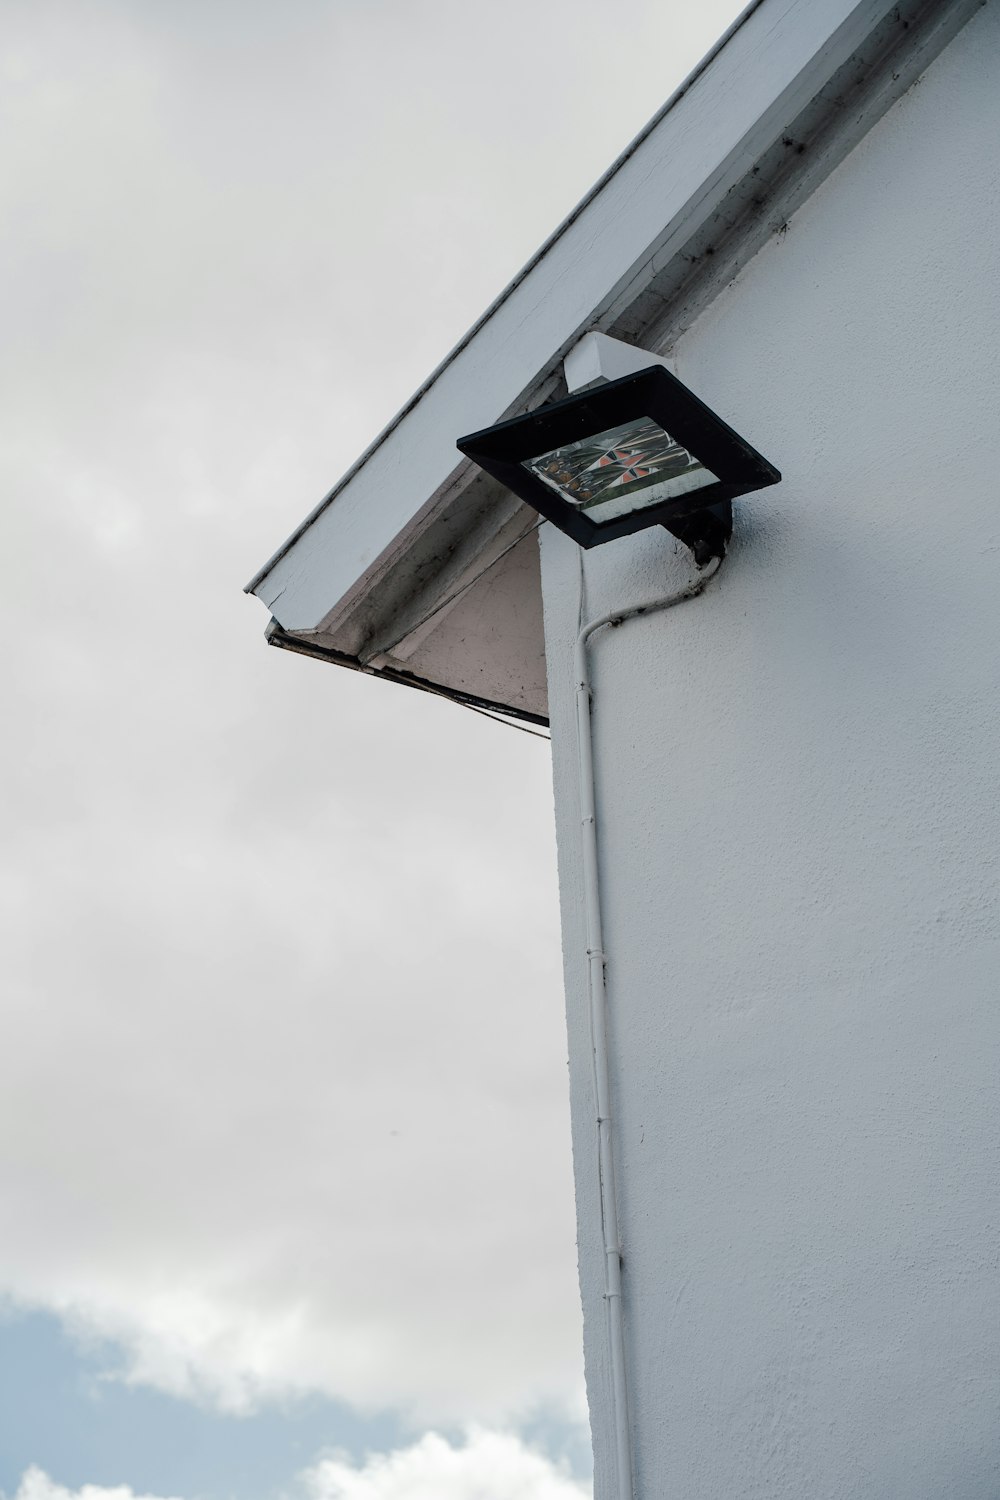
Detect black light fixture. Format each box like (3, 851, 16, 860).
(457, 364, 780, 564)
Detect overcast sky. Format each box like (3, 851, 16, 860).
(2, 2, 744, 1496)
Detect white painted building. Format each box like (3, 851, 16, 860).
(246, 0, 1000, 1493)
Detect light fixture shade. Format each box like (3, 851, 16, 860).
(457, 365, 780, 550)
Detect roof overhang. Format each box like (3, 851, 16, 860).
(246, 0, 981, 724)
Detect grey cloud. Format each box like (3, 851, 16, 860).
(1, 0, 743, 1429)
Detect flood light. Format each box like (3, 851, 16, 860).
(458, 365, 780, 562)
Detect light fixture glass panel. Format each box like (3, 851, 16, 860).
(523, 417, 716, 524)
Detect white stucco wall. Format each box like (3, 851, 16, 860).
(540, 6, 1000, 1496)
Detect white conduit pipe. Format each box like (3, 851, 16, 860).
(574, 555, 722, 1500)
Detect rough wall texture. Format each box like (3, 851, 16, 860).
(540, 6, 1000, 1496)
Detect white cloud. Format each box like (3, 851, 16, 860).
(9, 1471, 183, 1500)
(9, 1436, 590, 1500)
(305, 1431, 590, 1500)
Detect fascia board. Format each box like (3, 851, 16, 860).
(248, 0, 915, 634)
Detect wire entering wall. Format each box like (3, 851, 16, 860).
(416, 676, 551, 740)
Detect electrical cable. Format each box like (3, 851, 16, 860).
(414, 676, 551, 739)
(574, 552, 722, 1500)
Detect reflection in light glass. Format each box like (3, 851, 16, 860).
(523, 417, 716, 524)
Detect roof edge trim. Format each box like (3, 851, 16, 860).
(264, 621, 551, 728)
